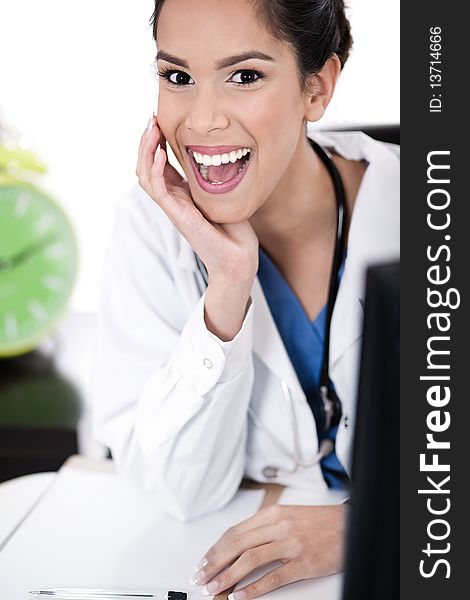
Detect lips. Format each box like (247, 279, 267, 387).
(186, 146, 253, 195)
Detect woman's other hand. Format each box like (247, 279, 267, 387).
(191, 504, 347, 599)
(136, 115, 259, 340)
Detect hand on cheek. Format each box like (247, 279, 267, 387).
(190, 504, 347, 599)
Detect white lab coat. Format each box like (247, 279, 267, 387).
(91, 130, 400, 521)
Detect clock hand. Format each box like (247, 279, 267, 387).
(0, 234, 57, 271)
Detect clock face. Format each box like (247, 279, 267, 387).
(0, 182, 78, 356)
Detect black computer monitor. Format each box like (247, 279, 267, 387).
(342, 262, 400, 600)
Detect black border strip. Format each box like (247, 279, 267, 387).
(401, 2, 467, 596)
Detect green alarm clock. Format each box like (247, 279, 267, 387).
(0, 174, 78, 357)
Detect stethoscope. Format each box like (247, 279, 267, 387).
(195, 138, 347, 478)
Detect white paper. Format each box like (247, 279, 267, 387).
(0, 472, 56, 548)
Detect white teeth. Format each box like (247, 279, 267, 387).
(190, 148, 251, 165)
(191, 147, 252, 185)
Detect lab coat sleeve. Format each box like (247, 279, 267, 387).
(91, 188, 255, 521)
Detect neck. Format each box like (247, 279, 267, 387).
(249, 132, 337, 251)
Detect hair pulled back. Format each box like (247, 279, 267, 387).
(150, 0, 353, 91)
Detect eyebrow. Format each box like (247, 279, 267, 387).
(156, 50, 275, 69)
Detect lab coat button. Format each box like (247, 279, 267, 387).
(203, 358, 213, 369)
(344, 415, 349, 428)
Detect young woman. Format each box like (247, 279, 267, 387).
(92, 0, 399, 596)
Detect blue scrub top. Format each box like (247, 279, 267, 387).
(257, 247, 349, 489)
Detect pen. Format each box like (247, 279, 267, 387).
(28, 589, 187, 600)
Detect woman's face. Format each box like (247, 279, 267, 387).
(156, 0, 313, 224)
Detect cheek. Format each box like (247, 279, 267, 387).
(156, 95, 181, 142)
(241, 89, 302, 163)
(241, 97, 277, 144)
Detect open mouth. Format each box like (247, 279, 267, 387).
(187, 147, 252, 194)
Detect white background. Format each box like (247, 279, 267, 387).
(0, 0, 400, 312)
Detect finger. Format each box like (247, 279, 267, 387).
(202, 541, 289, 597)
(200, 505, 286, 575)
(154, 132, 187, 189)
(140, 119, 165, 187)
(201, 504, 285, 564)
(137, 116, 184, 190)
(149, 148, 219, 250)
(136, 113, 158, 177)
(230, 561, 305, 600)
(149, 145, 178, 214)
(137, 118, 227, 255)
(137, 115, 152, 163)
(164, 158, 186, 189)
(196, 525, 276, 585)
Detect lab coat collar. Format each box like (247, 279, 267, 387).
(313, 130, 400, 366)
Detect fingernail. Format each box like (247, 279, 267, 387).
(197, 558, 208, 569)
(154, 144, 161, 162)
(228, 592, 246, 600)
(188, 569, 207, 586)
(203, 581, 220, 595)
(146, 114, 155, 138)
(201, 585, 216, 596)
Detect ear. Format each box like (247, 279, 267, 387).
(303, 54, 342, 122)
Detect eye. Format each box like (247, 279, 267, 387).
(229, 69, 265, 86)
(158, 68, 194, 87)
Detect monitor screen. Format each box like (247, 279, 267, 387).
(342, 262, 400, 600)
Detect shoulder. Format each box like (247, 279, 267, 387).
(308, 129, 399, 235)
(311, 129, 400, 295)
(308, 129, 399, 192)
(325, 132, 399, 402)
(308, 127, 400, 159)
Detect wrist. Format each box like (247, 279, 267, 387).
(209, 270, 256, 292)
(204, 283, 252, 342)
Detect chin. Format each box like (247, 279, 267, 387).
(190, 190, 256, 224)
(195, 201, 253, 224)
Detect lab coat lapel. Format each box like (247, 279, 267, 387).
(321, 130, 400, 368)
(251, 277, 306, 401)
(329, 271, 364, 368)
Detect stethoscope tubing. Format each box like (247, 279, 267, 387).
(247, 380, 335, 478)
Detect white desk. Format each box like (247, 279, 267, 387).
(0, 457, 344, 600)
(0, 472, 56, 548)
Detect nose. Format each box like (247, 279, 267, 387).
(184, 87, 229, 135)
